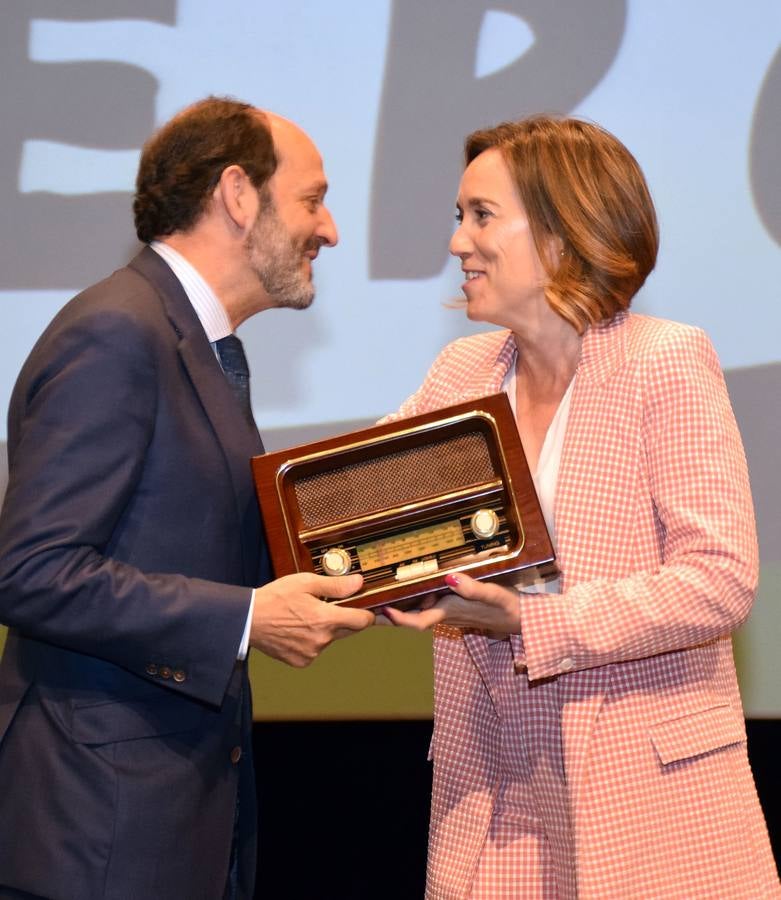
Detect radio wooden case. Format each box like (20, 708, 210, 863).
(251, 393, 556, 610)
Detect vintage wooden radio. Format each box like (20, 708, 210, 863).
(251, 393, 556, 610)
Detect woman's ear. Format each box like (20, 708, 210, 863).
(546, 233, 565, 267)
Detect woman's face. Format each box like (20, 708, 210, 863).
(450, 148, 550, 330)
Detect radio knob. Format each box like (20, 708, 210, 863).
(470, 508, 499, 540)
(321, 547, 353, 576)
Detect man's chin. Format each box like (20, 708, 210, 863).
(272, 289, 314, 311)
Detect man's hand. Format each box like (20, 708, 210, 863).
(249, 572, 374, 667)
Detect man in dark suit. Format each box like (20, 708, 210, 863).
(0, 97, 374, 900)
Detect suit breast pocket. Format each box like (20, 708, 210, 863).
(648, 702, 745, 767)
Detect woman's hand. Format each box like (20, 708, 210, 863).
(382, 572, 522, 633)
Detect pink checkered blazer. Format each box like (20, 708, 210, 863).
(386, 312, 779, 898)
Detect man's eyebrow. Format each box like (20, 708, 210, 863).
(301, 179, 328, 197)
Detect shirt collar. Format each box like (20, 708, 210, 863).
(150, 241, 232, 342)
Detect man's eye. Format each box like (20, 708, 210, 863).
(454, 210, 464, 224)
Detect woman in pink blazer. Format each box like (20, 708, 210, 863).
(384, 117, 779, 898)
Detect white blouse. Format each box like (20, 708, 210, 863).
(502, 363, 575, 595)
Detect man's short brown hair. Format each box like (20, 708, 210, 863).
(134, 96, 277, 244)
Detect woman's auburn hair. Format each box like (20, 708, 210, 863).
(464, 116, 659, 333)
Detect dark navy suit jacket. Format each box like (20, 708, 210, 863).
(0, 248, 269, 899)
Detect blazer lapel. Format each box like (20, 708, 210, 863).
(552, 314, 632, 811)
(128, 248, 264, 584)
(457, 332, 517, 712)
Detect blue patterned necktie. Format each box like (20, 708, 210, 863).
(216, 334, 254, 428)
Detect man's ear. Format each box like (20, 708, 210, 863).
(213, 165, 257, 232)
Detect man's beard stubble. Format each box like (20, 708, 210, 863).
(245, 200, 317, 311)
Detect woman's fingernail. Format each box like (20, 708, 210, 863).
(445, 573, 460, 587)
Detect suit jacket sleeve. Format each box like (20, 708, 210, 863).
(519, 326, 759, 680)
(0, 299, 250, 708)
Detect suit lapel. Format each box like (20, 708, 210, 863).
(552, 315, 632, 809)
(128, 248, 264, 584)
(453, 332, 517, 710)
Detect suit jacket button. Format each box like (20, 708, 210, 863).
(173, 669, 186, 683)
(146, 663, 159, 676)
(231, 747, 242, 765)
(159, 666, 172, 679)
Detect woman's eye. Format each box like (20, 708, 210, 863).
(454, 208, 490, 224)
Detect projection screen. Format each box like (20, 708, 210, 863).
(0, 0, 779, 718)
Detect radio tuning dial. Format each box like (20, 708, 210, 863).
(321, 547, 353, 576)
(470, 508, 500, 540)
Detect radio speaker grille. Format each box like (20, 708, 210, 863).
(293, 431, 496, 528)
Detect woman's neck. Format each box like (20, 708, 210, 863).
(512, 316, 582, 398)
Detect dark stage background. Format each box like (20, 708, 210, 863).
(253, 719, 780, 899)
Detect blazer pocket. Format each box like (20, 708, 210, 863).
(71, 695, 207, 745)
(649, 703, 745, 766)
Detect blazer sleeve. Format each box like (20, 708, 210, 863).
(519, 327, 759, 680)
(0, 302, 249, 707)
